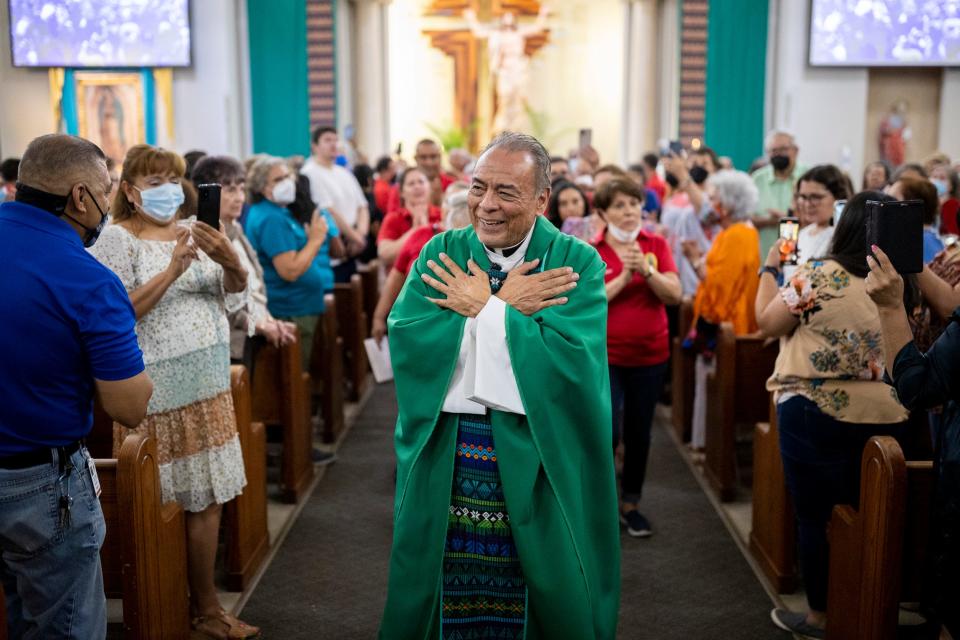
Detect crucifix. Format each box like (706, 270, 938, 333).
(423, 0, 550, 150)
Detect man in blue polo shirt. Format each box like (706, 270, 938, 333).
(0, 134, 153, 639)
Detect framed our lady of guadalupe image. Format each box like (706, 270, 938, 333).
(74, 71, 146, 168)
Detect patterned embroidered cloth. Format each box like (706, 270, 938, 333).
(441, 412, 526, 639)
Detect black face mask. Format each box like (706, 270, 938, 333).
(689, 166, 709, 185)
(665, 172, 680, 189)
(16, 182, 108, 247)
(770, 155, 791, 172)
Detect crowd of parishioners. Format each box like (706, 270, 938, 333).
(3, 126, 960, 639)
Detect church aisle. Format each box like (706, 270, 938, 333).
(240, 384, 784, 639)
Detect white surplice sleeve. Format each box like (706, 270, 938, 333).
(441, 296, 526, 415)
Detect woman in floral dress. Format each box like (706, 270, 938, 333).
(90, 145, 259, 639)
(753, 191, 912, 638)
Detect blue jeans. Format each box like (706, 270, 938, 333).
(0, 446, 107, 639)
(777, 396, 903, 613)
(610, 361, 668, 503)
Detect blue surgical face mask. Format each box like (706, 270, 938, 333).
(932, 179, 948, 198)
(136, 182, 184, 223)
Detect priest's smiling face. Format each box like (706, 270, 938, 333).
(468, 147, 549, 248)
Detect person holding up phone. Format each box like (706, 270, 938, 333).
(784, 164, 853, 279)
(865, 245, 960, 639)
(754, 192, 913, 639)
(192, 155, 299, 363)
(89, 145, 259, 639)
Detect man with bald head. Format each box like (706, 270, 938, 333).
(0, 134, 153, 638)
(380, 132, 619, 639)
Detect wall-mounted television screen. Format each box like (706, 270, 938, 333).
(9, 0, 191, 68)
(810, 0, 960, 67)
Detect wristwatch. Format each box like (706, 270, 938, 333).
(758, 265, 781, 279)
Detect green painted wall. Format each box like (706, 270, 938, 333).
(704, 0, 769, 171)
(247, 0, 310, 156)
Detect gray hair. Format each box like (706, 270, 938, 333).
(764, 129, 797, 151)
(246, 155, 288, 202)
(444, 190, 470, 230)
(19, 134, 107, 193)
(706, 169, 759, 220)
(479, 131, 551, 196)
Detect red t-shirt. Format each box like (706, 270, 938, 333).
(394, 224, 442, 276)
(596, 230, 678, 367)
(940, 198, 960, 236)
(385, 173, 457, 213)
(646, 173, 667, 202)
(373, 178, 392, 214)
(377, 206, 443, 244)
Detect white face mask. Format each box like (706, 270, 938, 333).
(136, 183, 185, 223)
(271, 178, 296, 205)
(607, 221, 641, 243)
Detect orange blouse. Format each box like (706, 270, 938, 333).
(693, 221, 760, 335)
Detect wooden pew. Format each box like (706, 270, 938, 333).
(251, 329, 315, 504)
(670, 297, 695, 442)
(223, 365, 269, 591)
(826, 436, 934, 640)
(704, 323, 778, 501)
(749, 396, 798, 593)
(0, 444, 191, 640)
(334, 274, 370, 402)
(313, 293, 346, 443)
(358, 259, 381, 334)
(100, 433, 190, 638)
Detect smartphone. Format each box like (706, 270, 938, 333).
(196, 183, 221, 228)
(865, 199, 923, 274)
(344, 123, 355, 141)
(669, 139, 684, 155)
(578, 128, 592, 150)
(778, 216, 800, 266)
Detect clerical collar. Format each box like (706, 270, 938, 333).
(483, 223, 535, 273)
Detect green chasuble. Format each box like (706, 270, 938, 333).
(379, 216, 621, 639)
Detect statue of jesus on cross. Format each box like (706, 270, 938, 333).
(463, 5, 550, 134)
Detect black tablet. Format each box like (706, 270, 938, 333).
(865, 199, 924, 274)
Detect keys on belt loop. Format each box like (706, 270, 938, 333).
(56, 446, 75, 531)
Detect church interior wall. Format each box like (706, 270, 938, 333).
(0, 0, 252, 159)
(387, 0, 457, 160)
(766, 0, 960, 179)
(766, 0, 870, 178)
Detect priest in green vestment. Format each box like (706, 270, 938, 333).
(379, 132, 620, 639)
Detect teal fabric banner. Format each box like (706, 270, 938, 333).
(247, 0, 311, 156)
(142, 69, 156, 144)
(704, 0, 769, 171)
(62, 69, 78, 135)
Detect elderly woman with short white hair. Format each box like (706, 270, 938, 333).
(681, 169, 762, 453)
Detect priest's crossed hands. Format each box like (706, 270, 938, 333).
(422, 254, 492, 317)
(421, 253, 579, 317)
(495, 259, 579, 315)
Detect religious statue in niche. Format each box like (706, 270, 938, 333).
(423, 0, 551, 150)
(463, 5, 549, 133)
(879, 99, 911, 168)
